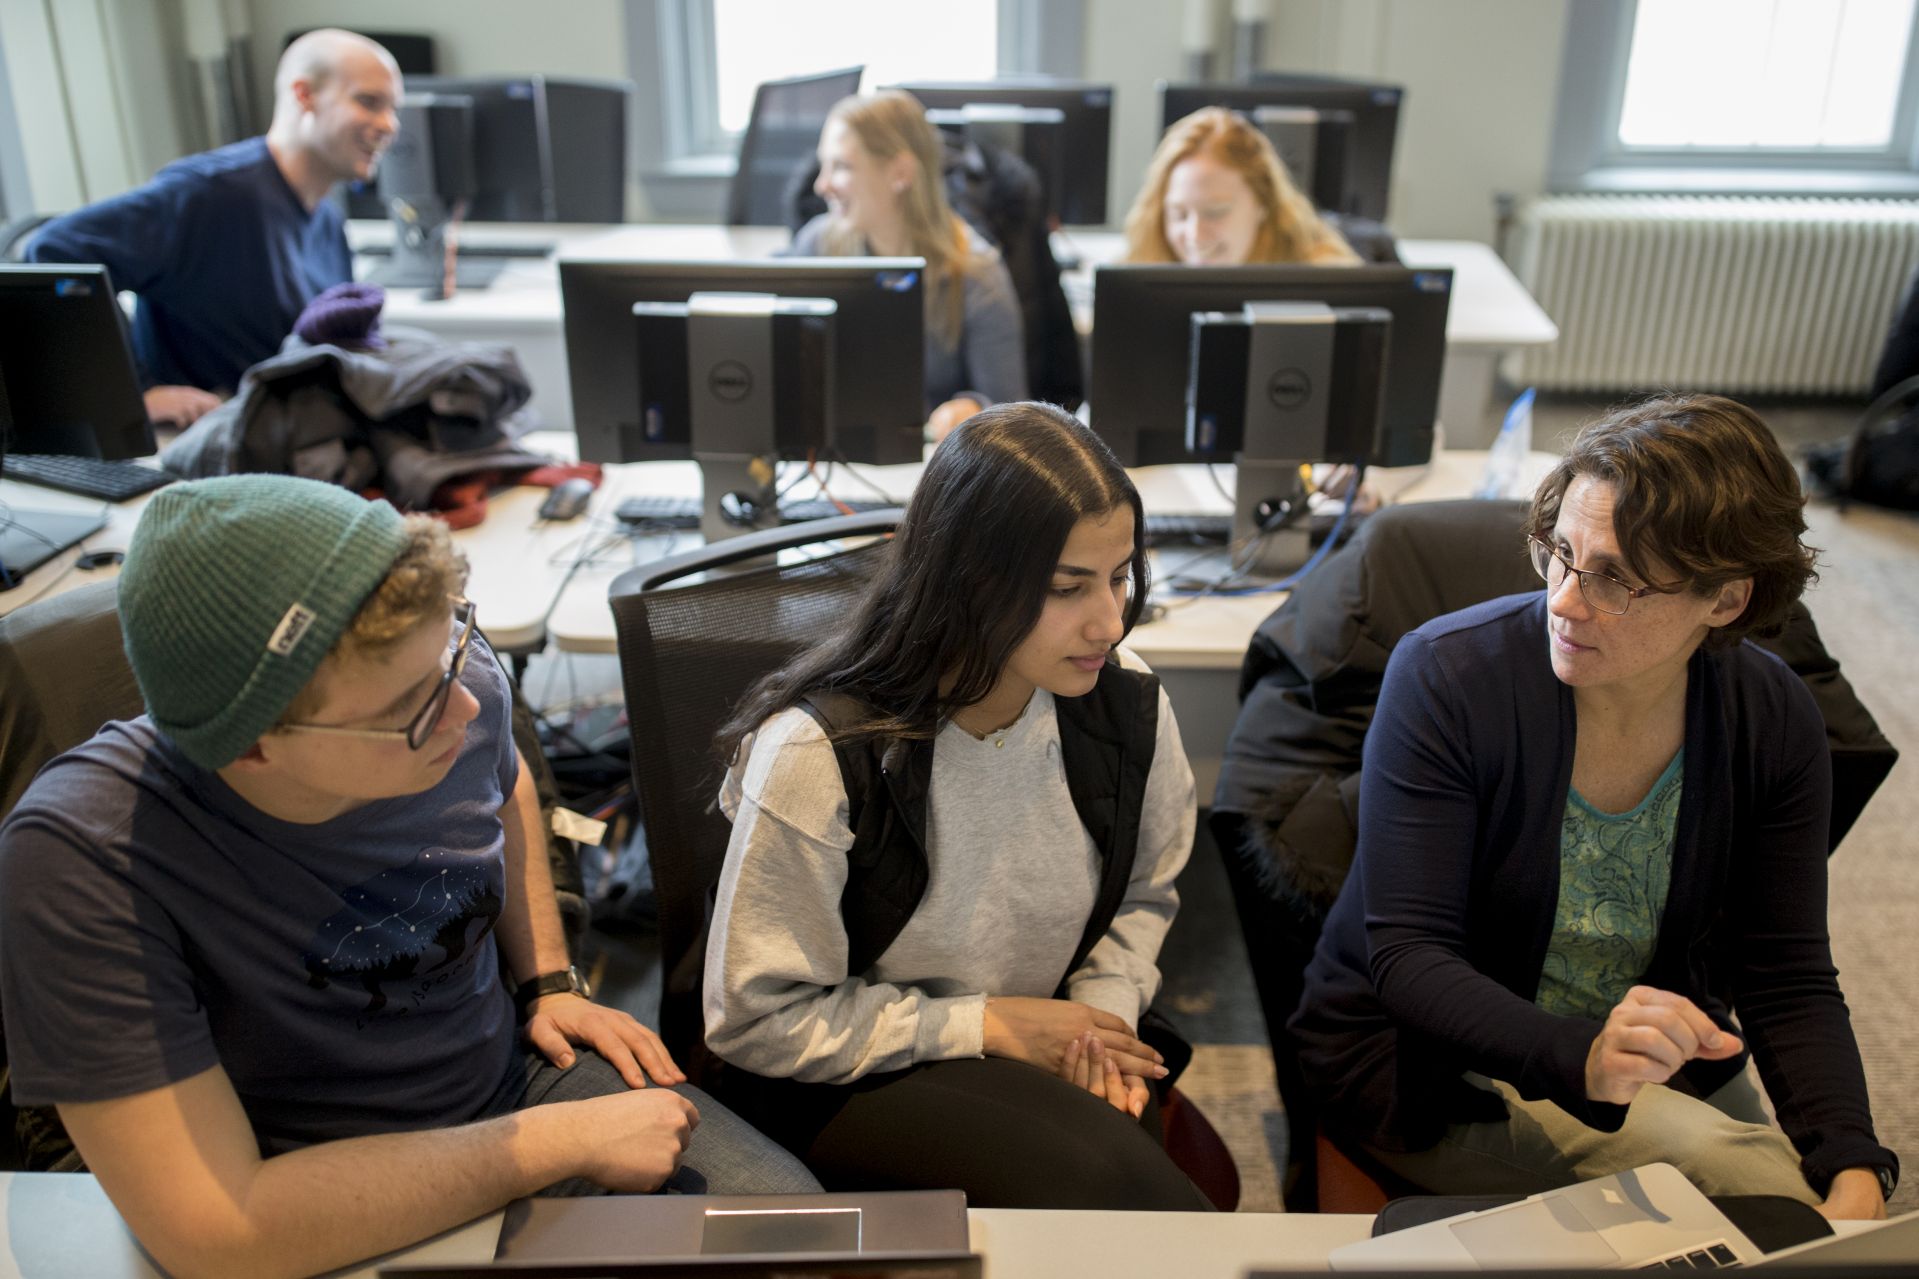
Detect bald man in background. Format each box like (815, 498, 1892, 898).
(27, 29, 400, 425)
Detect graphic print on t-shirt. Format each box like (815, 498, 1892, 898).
(302, 847, 502, 1018)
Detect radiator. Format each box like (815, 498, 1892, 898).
(1510, 195, 1919, 395)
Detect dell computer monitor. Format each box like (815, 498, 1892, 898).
(1159, 76, 1402, 223)
(890, 80, 1113, 226)
(1087, 263, 1453, 469)
(559, 258, 925, 466)
(0, 264, 151, 578)
(366, 75, 629, 222)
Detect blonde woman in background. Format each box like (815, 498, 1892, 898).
(1123, 106, 1359, 267)
(793, 90, 1027, 442)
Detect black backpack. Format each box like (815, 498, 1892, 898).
(1805, 374, 1919, 511)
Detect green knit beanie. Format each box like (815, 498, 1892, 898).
(118, 474, 410, 770)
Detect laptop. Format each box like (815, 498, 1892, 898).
(488, 1191, 967, 1263)
(1327, 1163, 1764, 1271)
(378, 1254, 981, 1278)
(1753, 1210, 1919, 1267)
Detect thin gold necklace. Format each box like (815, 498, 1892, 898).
(953, 698, 1028, 749)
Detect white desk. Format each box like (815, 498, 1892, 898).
(537, 445, 1560, 800)
(0, 1171, 1375, 1278)
(0, 1173, 1892, 1279)
(5, 438, 1556, 798)
(0, 470, 576, 655)
(349, 222, 790, 435)
(1056, 230, 1558, 448)
(351, 221, 1557, 446)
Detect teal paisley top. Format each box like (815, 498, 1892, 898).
(1535, 750, 1684, 1020)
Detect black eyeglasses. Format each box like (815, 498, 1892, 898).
(1528, 536, 1664, 617)
(279, 598, 476, 750)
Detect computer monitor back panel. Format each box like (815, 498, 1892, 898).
(0, 265, 153, 462)
(1087, 263, 1451, 469)
(560, 258, 925, 466)
(541, 79, 631, 221)
(1159, 78, 1401, 223)
(728, 67, 865, 227)
(399, 75, 630, 222)
(891, 81, 1113, 226)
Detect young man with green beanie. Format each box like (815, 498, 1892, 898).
(0, 474, 817, 1278)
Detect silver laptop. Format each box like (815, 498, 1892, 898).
(492, 1190, 968, 1263)
(1753, 1210, 1919, 1267)
(1328, 1163, 1763, 1271)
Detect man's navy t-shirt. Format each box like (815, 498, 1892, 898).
(26, 136, 352, 394)
(0, 637, 519, 1151)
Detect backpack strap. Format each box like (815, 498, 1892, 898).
(1055, 664, 1162, 983)
(797, 693, 932, 977)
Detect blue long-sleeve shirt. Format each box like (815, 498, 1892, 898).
(1290, 591, 1897, 1196)
(27, 137, 351, 394)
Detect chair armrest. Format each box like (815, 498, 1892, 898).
(608, 510, 902, 599)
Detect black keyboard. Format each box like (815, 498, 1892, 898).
(2, 454, 174, 501)
(614, 495, 897, 529)
(1144, 512, 1232, 545)
(1637, 1240, 1741, 1269)
(356, 240, 556, 259)
(1144, 509, 1368, 549)
(612, 495, 699, 528)
(778, 498, 896, 523)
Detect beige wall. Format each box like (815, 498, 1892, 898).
(1274, 0, 1571, 242)
(1086, 0, 1570, 242)
(6, 0, 1572, 239)
(240, 0, 627, 124)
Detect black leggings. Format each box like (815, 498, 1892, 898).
(718, 1057, 1213, 1211)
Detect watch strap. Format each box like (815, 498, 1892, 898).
(514, 966, 587, 1013)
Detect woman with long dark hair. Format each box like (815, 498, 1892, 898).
(703, 401, 1209, 1209)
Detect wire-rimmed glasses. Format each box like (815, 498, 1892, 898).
(277, 598, 476, 749)
(1528, 536, 1663, 616)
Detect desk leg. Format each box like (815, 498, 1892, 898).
(1437, 350, 1502, 450)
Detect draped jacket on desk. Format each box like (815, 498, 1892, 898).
(1288, 591, 1899, 1197)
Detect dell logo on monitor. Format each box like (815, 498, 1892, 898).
(707, 360, 753, 402)
(1267, 368, 1312, 410)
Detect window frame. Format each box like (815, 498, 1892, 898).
(1548, 0, 1919, 194)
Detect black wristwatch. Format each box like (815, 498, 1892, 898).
(514, 965, 590, 1014)
(1873, 1164, 1898, 1201)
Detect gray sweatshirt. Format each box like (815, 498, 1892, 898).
(789, 212, 1028, 413)
(705, 652, 1194, 1084)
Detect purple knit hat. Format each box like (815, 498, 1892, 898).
(295, 281, 388, 350)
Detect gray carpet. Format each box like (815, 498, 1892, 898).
(584, 392, 1919, 1214)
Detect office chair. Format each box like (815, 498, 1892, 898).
(0, 215, 56, 264)
(609, 511, 901, 1064)
(610, 512, 1240, 1209)
(0, 579, 592, 1168)
(1210, 499, 1899, 1212)
(726, 66, 864, 226)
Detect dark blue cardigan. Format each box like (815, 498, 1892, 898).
(1290, 591, 1896, 1194)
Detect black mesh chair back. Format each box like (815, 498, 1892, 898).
(608, 512, 900, 1063)
(726, 66, 864, 226)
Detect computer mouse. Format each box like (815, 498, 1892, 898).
(538, 477, 596, 522)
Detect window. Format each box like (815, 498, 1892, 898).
(711, 0, 999, 138)
(1549, 0, 1919, 191)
